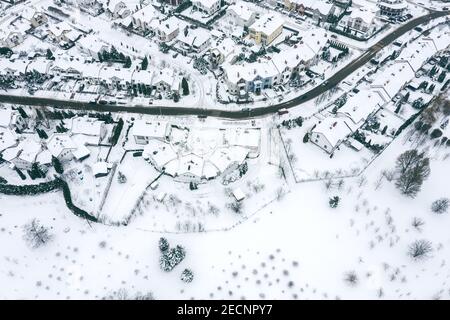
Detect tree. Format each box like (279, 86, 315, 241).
(395, 150, 430, 198)
(344, 271, 358, 286)
(303, 133, 309, 143)
(430, 128, 443, 139)
(181, 269, 194, 283)
(23, 219, 53, 249)
(124, 56, 132, 68)
(408, 239, 433, 261)
(117, 171, 127, 184)
(159, 237, 169, 252)
(141, 56, 148, 70)
(329, 196, 340, 208)
(52, 156, 64, 174)
(181, 78, 189, 96)
(431, 198, 449, 214)
(173, 92, 180, 103)
(46, 49, 54, 60)
(159, 245, 186, 272)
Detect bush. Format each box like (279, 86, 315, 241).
(23, 218, 53, 249)
(431, 198, 449, 214)
(329, 196, 340, 208)
(111, 119, 124, 146)
(408, 239, 433, 261)
(344, 271, 358, 286)
(181, 269, 194, 283)
(159, 237, 169, 252)
(430, 128, 443, 139)
(52, 156, 64, 174)
(117, 171, 127, 184)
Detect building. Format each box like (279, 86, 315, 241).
(153, 16, 181, 42)
(310, 117, 353, 154)
(161, 0, 185, 6)
(76, 34, 109, 60)
(47, 22, 82, 45)
(106, 0, 131, 19)
(227, 2, 256, 27)
(21, 8, 48, 28)
(209, 38, 237, 67)
(377, 0, 407, 17)
(46, 133, 78, 162)
(177, 27, 211, 54)
(0, 109, 27, 131)
(132, 120, 170, 144)
(284, 0, 336, 22)
(130, 5, 159, 34)
(338, 8, 381, 38)
(192, 0, 222, 16)
(248, 14, 284, 46)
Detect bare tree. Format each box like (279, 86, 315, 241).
(408, 239, 433, 261)
(23, 219, 53, 249)
(343, 271, 359, 287)
(411, 217, 425, 232)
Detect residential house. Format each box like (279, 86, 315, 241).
(132, 120, 170, 145)
(177, 27, 211, 54)
(227, 2, 256, 27)
(192, 0, 222, 16)
(338, 8, 381, 38)
(153, 16, 181, 42)
(377, 0, 407, 17)
(248, 14, 284, 46)
(21, 8, 48, 28)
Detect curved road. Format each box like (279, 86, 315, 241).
(0, 11, 448, 120)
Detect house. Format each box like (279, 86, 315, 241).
(0, 109, 27, 131)
(0, 17, 29, 48)
(192, 0, 222, 16)
(2, 138, 42, 170)
(338, 8, 381, 39)
(47, 22, 82, 45)
(46, 133, 77, 162)
(153, 16, 181, 42)
(284, 0, 336, 22)
(142, 139, 178, 171)
(337, 90, 383, 127)
(130, 5, 159, 34)
(152, 68, 182, 94)
(106, 0, 131, 19)
(227, 2, 256, 27)
(77, 0, 104, 16)
(21, 8, 48, 28)
(67, 116, 107, 145)
(132, 120, 170, 144)
(161, 0, 185, 6)
(209, 38, 237, 67)
(232, 188, 246, 202)
(76, 35, 109, 60)
(248, 14, 284, 46)
(377, 0, 407, 18)
(370, 61, 415, 102)
(0, 58, 29, 80)
(310, 117, 353, 154)
(177, 27, 211, 54)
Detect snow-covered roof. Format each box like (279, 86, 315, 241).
(48, 21, 73, 37)
(17, 138, 42, 164)
(348, 8, 377, 24)
(0, 129, 17, 152)
(69, 116, 104, 137)
(143, 139, 178, 169)
(0, 109, 13, 128)
(177, 28, 211, 50)
(290, 0, 334, 15)
(370, 61, 415, 101)
(249, 14, 284, 36)
(46, 133, 77, 157)
(224, 128, 260, 149)
(77, 34, 109, 53)
(153, 16, 181, 35)
(232, 188, 246, 202)
(396, 38, 437, 72)
(228, 3, 254, 22)
(312, 117, 352, 149)
(92, 161, 109, 176)
(132, 120, 168, 139)
(192, 0, 220, 10)
(337, 90, 383, 127)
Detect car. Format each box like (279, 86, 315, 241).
(322, 80, 330, 86)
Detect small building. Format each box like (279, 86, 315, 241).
(92, 161, 109, 178)
(177, 27, 211, 54)
(21, 8, 48, 28)
(377, 0, 407, 18)
(338, 8, 381, 39)
(106, 0, 131, 19)
(232, 188, 246, 202)
(153, 16, 181, 42)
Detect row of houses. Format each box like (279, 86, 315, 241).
(0, 55, 184, 94)
(310, 30, 450, 154)
(0, 109, 109, 171)
(223, 28, 328, 96)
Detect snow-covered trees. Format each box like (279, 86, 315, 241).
(182, 78, 189, 96)
(431, 198, 449, 214)
(158, 238, 186, 272)
(329, 196, 340, 208)
(23, 219, 53, 249)
(181, 269, 194, 283)
(343, 271, 358, 286)
(117, 171, 127, 184)
(395, 150, 430, 198)
(408, 239, 433, 261)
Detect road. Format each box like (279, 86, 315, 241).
(0, 11, 448, 120)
